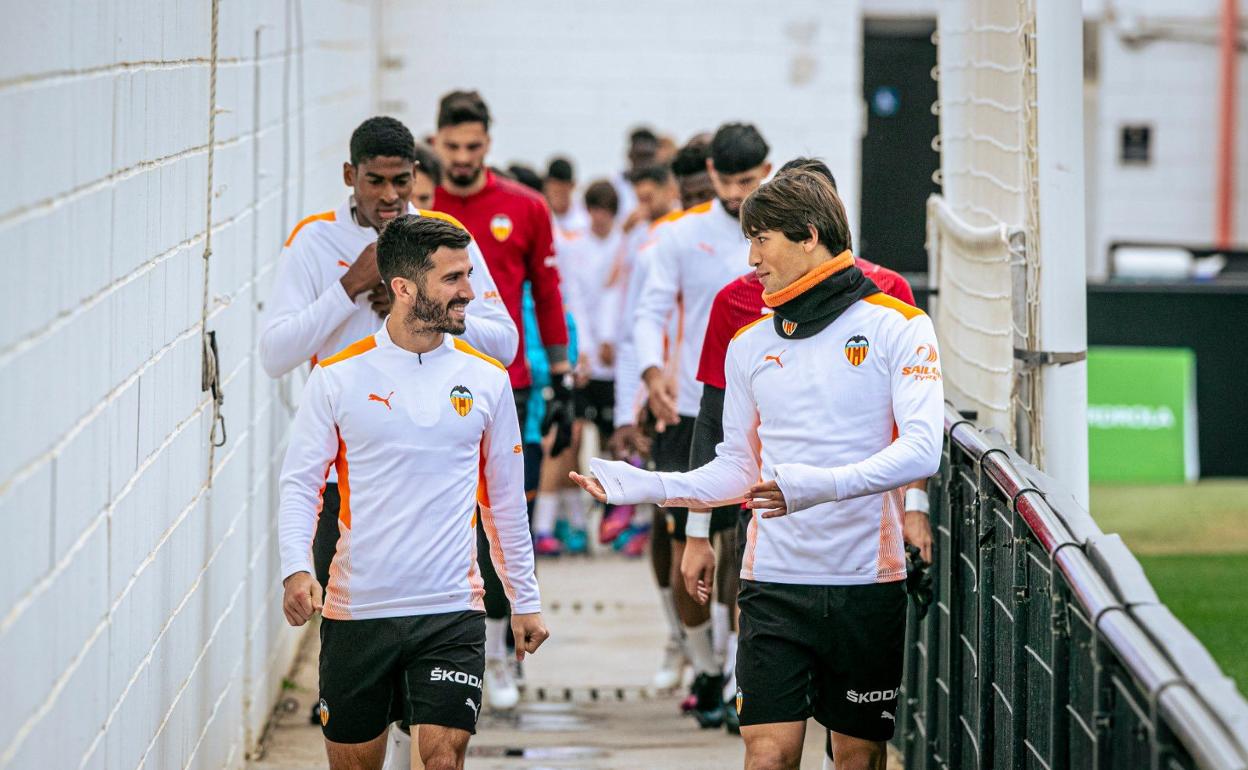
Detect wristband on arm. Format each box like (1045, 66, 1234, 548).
(904, 487, 930, 514)
(685, 511, 711, 538)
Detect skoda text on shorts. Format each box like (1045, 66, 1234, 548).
(278, 215, 547, 769)
(573, 169, 944, 769)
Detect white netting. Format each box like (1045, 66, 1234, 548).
(927, 196, 1019, 435)
(932, 0, 1040, 453)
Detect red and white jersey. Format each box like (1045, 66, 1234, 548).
(278, 322, 539, 620)
(260, 199, 517, 378)
(634, 199, 750, 416)
(592, 292, 944, 586)
(556, 228, 626, 381)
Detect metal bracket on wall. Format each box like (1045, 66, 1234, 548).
(201, 330, 227, 448)
(1013, 348, 1087, 368)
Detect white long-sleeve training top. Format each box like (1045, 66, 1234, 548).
(633, 199, 752, 417)
(260, 199, 518, 378)
(590, 291, 945, 586)
(278, 322, 540, 619)
(612, 236, 650, 429)
(555, 227, 626, 381)
(612, 217, 685, 428)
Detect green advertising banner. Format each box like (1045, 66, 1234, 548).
(1087, 347, 1198, 483)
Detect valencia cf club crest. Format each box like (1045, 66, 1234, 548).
(450, 385, 474, 416)
(318, 698, 330, 727)
(489, 213, 513, 242)
(781, 319, 798, 336)
(844, 335, 870, 366)
(735, 688, 744, 714)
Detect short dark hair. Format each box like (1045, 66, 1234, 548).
(437, 90, 491, 131)
(350, 116, 417, 166)
(508, 164, 544, 193)
(740, 169, 852, 255)
(413, 142, 442, 185)
(546, 157, 574, 182)
(778, 156, 837, 191)
(710, 122, 769, 175)
(670, 134, 711, 178)
(584, 180, 619, 214)
(377, 215, 472, 291)
(627, 163, 672, 186)
(629, 127, 659, 146)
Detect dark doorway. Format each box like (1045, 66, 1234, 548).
(860, 20, 940, 275)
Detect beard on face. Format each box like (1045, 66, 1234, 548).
(406, 283, 468, 335)
(447, 164, 483, 188)
(720, 197, 742, 218)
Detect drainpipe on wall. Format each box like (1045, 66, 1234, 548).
(1216, 0, 1238, 250)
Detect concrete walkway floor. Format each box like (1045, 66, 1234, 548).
(249, 555, 900, 769)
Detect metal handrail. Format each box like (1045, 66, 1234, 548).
(938, 403, 1248, 769)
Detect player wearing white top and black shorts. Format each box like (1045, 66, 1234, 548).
(261, 117, 516, 599)
(632, 123, 772, 726)
(278, 216, 547, 769)
(573, 170, 943, 769)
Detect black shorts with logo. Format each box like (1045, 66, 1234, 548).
(318, 611, 486, 743)
(651, 417, 694, 539)
(735, 580, 906, 741)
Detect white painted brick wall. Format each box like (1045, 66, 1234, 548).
(379, 0, 864, 232)
(0, 1, 375, 767)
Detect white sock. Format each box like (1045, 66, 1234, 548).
(485, 617, 508, 659)
(380, 722, 411, 770)
(711, 602, 730, 665)
(722, 632, 738, 701)
(559, 487, 587, 529)
(686, 620, 718, 676)
(532, 494, 559, 537)
(657, 587, 682, 642)
(823, 754, 836, 770)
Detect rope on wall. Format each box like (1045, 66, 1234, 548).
(200, 0, 227, 475)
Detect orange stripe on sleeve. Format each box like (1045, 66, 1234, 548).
(453, 338, 506, 371)
(325, 430, 353, 618)
(863, 293, 926, 320)
(334, 433, 352, 530)
(731, 313, 772, 342)
(418, 209, 469, 231)
(876, 489, 906, 581)
(475, 439, 517, 602)
(284, 210, 336, 247)
(319, 335, 378, 368)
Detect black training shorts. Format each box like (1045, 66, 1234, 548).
(651, 417, 694, 538)
(735, 580, 906, 741)
(318, 611, 486, 743)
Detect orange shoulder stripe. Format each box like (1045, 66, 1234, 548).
(863, 293, 926, 320)
(732, 313, 773, 342)
(318, 336, 378, 368)
(453, 338, 506, 371)
(648, 200, 713, 231)
(418, 209, 469, 231)
(284, 210, 337, 247)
